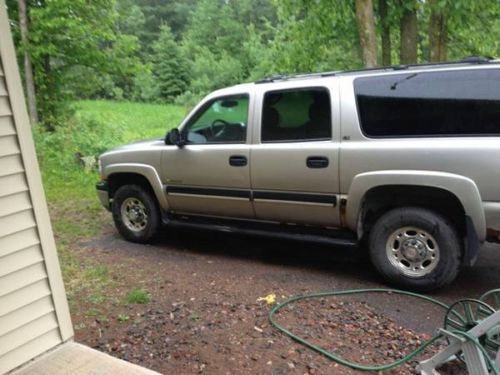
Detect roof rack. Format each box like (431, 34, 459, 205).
(255, 55, 498, 84)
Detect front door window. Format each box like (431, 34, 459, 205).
(183, 94, 249, 144)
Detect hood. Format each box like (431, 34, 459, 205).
(106, 138, 165, 152)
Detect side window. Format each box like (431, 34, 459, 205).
(183, 94, 249, 144)
(261, 88, 332, 142)
(355, 69, 500, 137)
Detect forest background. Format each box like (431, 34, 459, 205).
(7, 0, 500, 128)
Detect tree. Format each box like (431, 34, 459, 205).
(15, 0, 141, 126)
(378, 0, 392, 65)
(269, 1, 361, 73)
(152, 25, 189, 102)
(355, 0, 378, 67)
(116, 0, 146, 41)
(135, 0, 198, 51)
(180, 0, 275, 98)
(16, 0, 38, 125)
(428, 0, 447, 62)
(399, 0, 418, 64)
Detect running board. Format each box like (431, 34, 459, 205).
(165, 218, 358, 248)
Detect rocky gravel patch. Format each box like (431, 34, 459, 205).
(68, 230, 485, 374)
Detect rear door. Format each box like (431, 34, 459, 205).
(250, 83, 341, 227)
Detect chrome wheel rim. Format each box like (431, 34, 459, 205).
(385, 226, 440, 277)
(121, 198, 148, 232)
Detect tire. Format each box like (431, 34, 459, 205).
(368, 207, 461, 291)
(112, 184, 160, 243)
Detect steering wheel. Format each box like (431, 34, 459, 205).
(210, 119, 229, 138)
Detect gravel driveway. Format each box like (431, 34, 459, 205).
(74, 227, 500, 374)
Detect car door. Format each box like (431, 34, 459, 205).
(161, 93, 254, 219)
(250, 84, 341, 227)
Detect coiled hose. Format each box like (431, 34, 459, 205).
(268, 288, 500, 373)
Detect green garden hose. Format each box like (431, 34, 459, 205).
(268, 288, 500, 373)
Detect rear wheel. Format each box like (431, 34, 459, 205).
(369, 207, 461, 291)
(112, 184, 160, 243)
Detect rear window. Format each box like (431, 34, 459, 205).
(354, 69, 500, 137)
(261, 88, 331, 142)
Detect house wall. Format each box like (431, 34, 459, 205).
(0, 2, 73, 373)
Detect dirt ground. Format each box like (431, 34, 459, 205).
(70, 223, 500, 374)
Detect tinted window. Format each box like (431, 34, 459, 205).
(261, 88, 331, 142)
(354, 69, 500, 137)
(184, 94, 248, 144)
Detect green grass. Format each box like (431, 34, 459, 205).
(125, 288, 150, 304)
(117, 314, 130, 322)
(76, 100, 187, 142)
(34, 100, 185, 307)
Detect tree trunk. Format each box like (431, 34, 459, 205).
(399, 0, 418, 64)
(355, 0, 378, 68)
(42, 54, 57, 130)
(17, 0, 38, 125)
(379, 0, 391, 66)
(429, 0, 447, 62)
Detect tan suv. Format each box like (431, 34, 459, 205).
(96, 58, 500, 291)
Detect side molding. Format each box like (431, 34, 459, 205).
(104, 163, 169, 210)
(345, 170, 486, 241)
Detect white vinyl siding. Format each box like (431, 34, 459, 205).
(0, 115, 16, 136)
(0, 5, 73, 372)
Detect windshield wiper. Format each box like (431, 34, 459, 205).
(390, 73, 418, 90)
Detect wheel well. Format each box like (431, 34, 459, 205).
(359, 185, 466, 239)
(107, 173, 154, 198)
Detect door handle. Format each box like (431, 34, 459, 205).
(306, 156, 329, 168)
(229, 155, 247, 167)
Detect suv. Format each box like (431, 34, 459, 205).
(96, 58, 500, 291)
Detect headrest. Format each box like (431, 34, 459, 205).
(264, 107, 280, 127)
(309, 102, 329, 123)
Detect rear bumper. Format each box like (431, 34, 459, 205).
(96, 181, 111, 211)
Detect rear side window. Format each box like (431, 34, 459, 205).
(354, 69, 500, 137)
(261, 88, 332, 142)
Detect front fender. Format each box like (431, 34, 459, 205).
(345, 170, 486, 241)
(104, 163, 169, 210)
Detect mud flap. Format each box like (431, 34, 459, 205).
(463, 216, 480, 267)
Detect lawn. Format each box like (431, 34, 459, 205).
(34, 100, 185, 305)
(77, 100, 187, 142)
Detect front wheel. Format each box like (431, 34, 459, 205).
(369, 207, 462, 291)
(112, 185, 160, 243)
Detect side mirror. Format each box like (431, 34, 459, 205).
(165, 128, 185, 147)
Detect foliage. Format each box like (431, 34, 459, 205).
(117, 314, 130, 321)
(152, 25, 189, 102)
(445, 0, 500, 59)
(34, 100, 184, 208)
(132, 65, 160, 102)
(135, 0, 198, 47)
(7, 0, 500, 124)
(181, 0, 277, 98)
(116, 0, 146, 41)
(269, 1, 362, 73)
(125, 288, 150, 304)
(7, 0, 142, 126)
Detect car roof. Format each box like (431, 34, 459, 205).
(253, 56, 500, 85)
(205, 57, 500, 97)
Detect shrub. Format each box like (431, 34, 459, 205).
(34, 111, 125, 172)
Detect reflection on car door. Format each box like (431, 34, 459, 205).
(161, 93, 255, 219)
